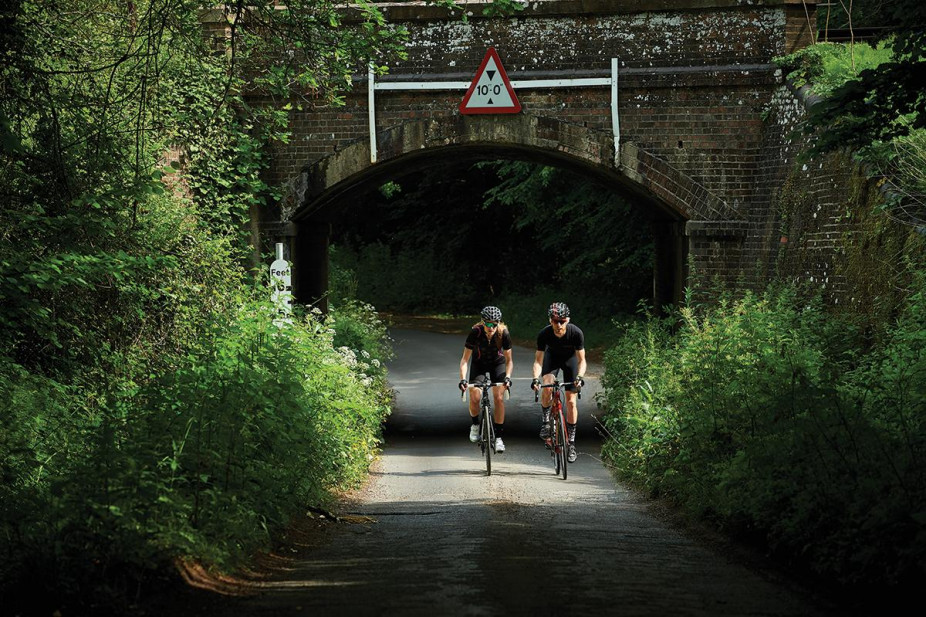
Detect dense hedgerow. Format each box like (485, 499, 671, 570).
(0, 297, 392, 612)
(600, 283, 926, 588)
(1, 2, 406, 612)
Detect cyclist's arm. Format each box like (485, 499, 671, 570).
(460, 347, 473, 381)
(576, 348, 587, 381)
(504, 348, 514, 380)
(532, 350, 544, 380)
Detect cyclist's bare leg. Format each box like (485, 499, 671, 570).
(470, 388, 481, 418)
(540, 373, 555, 407)
(492, 385, 506, 423)
(565, 390, 579, 424)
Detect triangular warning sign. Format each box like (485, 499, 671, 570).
(459, 47, 521, 115)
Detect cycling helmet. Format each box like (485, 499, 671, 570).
(548, 302, 570, 320)
(480, 306, 502, 322)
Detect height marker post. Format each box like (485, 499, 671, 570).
(612, 58, 620, 162)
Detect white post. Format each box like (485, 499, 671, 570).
(270, 242, 292, 325)
(611, 58, 620, 162)
(368, 63, 378, 164)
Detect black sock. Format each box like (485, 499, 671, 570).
(567, 422, 577, 443)
(494, 423, 504, 436)
(471, 415, 479, 426)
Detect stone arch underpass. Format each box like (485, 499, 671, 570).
(237, 0, 819, 310)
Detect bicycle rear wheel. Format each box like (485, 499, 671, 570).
(482, 406, 492, 476)
(557, 407, 568, 480)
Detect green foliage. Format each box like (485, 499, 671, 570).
(775, 41, 894, 98)
(877, 128, 926, 226)
(1, 1, 402, 611)
(0, 297, 393, 612)
(481, 0, 526, 18)
(600, 283, 926, 589)
(329, 299, 396, 376)
(331, 242, 475, 313)
(800, 0, 926, 157)
(479, 161, 654, 294)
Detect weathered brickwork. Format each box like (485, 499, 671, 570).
(770, 137, 921, 320)
(235, 0, 821, 305)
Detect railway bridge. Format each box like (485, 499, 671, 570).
(241, 0, 818, 309)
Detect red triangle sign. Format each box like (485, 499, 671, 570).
(459, 47, 521, 115)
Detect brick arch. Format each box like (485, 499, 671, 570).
(279, 114, 739, 313)
(287, 114, 743, 225)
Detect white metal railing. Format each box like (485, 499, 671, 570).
(367, 58, 620, 164)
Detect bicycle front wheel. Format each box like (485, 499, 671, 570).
(557, 408, 568, 480)
(552, 410, 562, 475)
(482, 407, 492, 476)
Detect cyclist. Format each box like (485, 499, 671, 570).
(458, 306, 513, 453)
(531, 302, 586, 463)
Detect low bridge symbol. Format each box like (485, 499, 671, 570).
(458, 46, 522, 114)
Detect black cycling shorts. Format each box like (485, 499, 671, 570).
(470, 360, 506, 385)
(541, 353, 579, 391)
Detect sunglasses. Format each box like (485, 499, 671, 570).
(551, 318, 568, 325)
(483, 321, 497, 329)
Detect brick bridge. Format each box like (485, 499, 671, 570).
(249, 0, 818, 309)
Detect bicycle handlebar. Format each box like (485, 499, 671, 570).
(461, 373, 511, 401)
(533, 380, 582, 402)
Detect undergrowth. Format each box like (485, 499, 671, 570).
(0, 297, 393, 614)
(599, 282, 926, 590)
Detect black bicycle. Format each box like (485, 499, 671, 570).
(536, 379, 580, 480)
(463, 373, 509, 476)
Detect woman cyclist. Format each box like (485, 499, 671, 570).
(531, 302, 586, 463)
(458, 306, 514, 453)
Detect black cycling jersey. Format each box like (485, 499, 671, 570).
(537, 323, 585, 390)
(466, 325, 511, 383)
(465, 325, 512, 364)
(536, 323, 584, 358)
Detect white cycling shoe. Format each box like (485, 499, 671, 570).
(494, 437, 505, 453)
(469, 425, 479, 443)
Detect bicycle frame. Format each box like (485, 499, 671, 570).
(464, 373, 509, 476)
(536, 379, 580, 480)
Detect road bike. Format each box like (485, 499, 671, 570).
(536, 379, 580, 480)
(462, 373, 509, 476)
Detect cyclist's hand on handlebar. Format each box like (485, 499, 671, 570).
(575, 376, 585, 389)
(531, 378, 541, 391)
(459, 379, 468, 392)
(503, 376, 512, 389)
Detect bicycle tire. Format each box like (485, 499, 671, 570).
(482, 404, 492, 476)
(552, 403, 562, 475)
(557, 407, 568, 480)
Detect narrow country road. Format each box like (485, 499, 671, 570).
(170, 328, 837, 616)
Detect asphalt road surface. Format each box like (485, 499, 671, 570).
(171, 328, 837, 617)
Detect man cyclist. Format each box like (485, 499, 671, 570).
(531, 302, 586, 463)
(458, 306, 514, 453)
